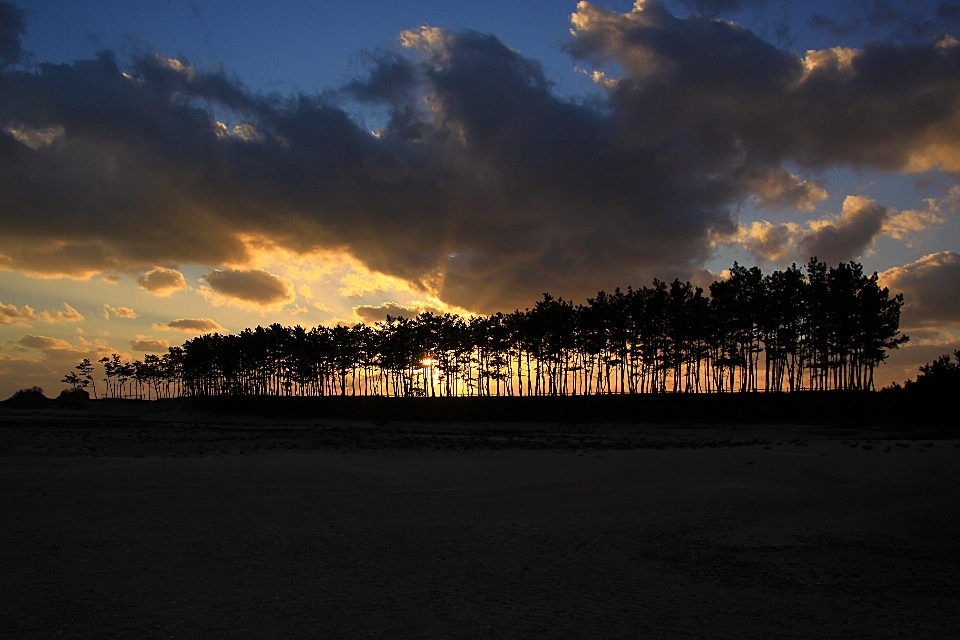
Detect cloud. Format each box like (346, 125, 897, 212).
(797, 195, 892, 264)
(353, 301, 444, 323)
(37, 303, 83, 323)
(568, 1, 960, 172)
(1, 3, 960, 313)
(136, 267, 188, 296)
(153, 318, 226, 333)
(882, 199, 946, 241)
(880, 251, 960, 329)
(103, 304, 137, 319)
(730, 220, 800, 262)
(129, 337, 170, 352)
(744, 168, 827, 211)
(18, 334, 75, 351)
(0, 301, 83, 325)
(200, 268, 295, 307)
(4, 124, 65, 149)
(338, 270, 413, 297)
(731, 188, 953, 263)
(0, 301, 32, 325)
(35, 303, 84, 323)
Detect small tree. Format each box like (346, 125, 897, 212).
(904, 351, 960, 392)
(75, 358, 97, 399)
(99, 356, 114, 398)
(61, 371, 81, 391)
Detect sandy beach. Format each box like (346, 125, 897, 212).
(2, 404, 958, 639)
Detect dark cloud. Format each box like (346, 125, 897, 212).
(0, 1, 25, 66)
(797, 196, 891, 265)
(881, 251, 960, 328)
(154, 318, 225, 333)
(1, 3, 960, 313)
(0, 24, 737, 311)
(344, 50, 419, 105)
(743, 167, 827, 211)
(201, 269, 295, 306)
(568, 1, 960, 172)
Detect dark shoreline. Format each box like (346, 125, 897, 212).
(3, 417, 958, 639)
(188, 391, 952, 426)
(6, 389, 953, 427)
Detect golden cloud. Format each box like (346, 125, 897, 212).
(136, 267, 189, 296)
(103, 304, 138, 319)
(730, 220, 801, 263)
(338, 270, 416, 298)
(0, 301, 83, 325)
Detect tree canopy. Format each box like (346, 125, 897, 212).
(71, 258, 907, 399)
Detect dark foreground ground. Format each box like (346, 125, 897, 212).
(2, 402, 959, 639)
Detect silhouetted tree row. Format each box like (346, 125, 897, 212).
(70, 259, 907, 399)
(885, 350, 960, 393)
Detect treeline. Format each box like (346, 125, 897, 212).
(64, 259, 907, 399)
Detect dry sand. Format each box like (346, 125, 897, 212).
(1, 403, 958, 638)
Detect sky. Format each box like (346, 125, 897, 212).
(1, 0, 960, 397)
